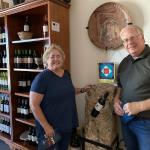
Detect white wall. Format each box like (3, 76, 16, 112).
(70, 0, 150, 125)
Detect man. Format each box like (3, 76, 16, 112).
(114, 24, 150, 150)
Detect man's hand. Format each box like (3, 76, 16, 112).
(114, 100, 124, 116)
(123, 101, 143, 115)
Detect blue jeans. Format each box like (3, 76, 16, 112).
(121, 118, 150, 150)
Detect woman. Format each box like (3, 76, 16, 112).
(29, 44, 91, 150)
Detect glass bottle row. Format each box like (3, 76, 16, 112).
(14, 49, 43, 69)
(0, 93, 9, 114)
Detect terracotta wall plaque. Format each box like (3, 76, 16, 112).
(87, 2, 132, 50)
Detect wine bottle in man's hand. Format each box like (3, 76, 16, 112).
(91, 92, 109, 117)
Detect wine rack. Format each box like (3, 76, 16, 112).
(0, 0, 69, 149)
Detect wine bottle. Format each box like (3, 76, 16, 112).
(23, 99, 29, 119)
(0, 26, 2, 43)
(17, 98, 21, 117)
(43, 14, 48, 37)
(0, 94, 4, 113)
(2, 50, 7, 68)
(70, 128, 81, 149)
(27, 49, 33, 69)
(14, 49, 17, 68)
(16, 49, 22, 68)
(2, 26, 6, 43)
(20, 99, 25, 118)
(91, 92, 109, 117)
(24, 16, 29, 32)
(0, 51, 2, 68)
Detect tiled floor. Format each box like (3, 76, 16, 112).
(0, 140, 10, 150)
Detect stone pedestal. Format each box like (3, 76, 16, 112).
(84, 83, 117, 150)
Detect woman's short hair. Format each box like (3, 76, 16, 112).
(43, 44, 65, 68)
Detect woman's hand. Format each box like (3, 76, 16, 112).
(44, 124, 55, 138)
(81, 84, 96, 93)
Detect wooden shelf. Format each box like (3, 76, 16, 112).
(12, 37, 49, 44)
(0, 90, 10, 94)
(15, 92, 29, 98)
(15, 118, 35, 127)
(0, 68, 8, 71)
(14, 140, 37, 150)
(0, 42, 6, 45)
(0, 112, 10, 118)
(0, 132, 11, 141)
(14, 68, 43, 72)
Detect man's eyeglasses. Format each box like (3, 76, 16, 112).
(122, 34, 141, 44)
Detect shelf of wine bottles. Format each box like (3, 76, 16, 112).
(0, 116, 11, 135)
(17, 97, 33, 119)
(0, 93, 10, 114)
(17, 72, 34, 93)
(0, 71, 8, 91)
(14, 49, 43, 69)
(0, 26, 6, 44)
(26, 126, 38, 145)
(12, 37, 49, 44)
(0, 49, 7, 69)
(14, 127, 37, 149)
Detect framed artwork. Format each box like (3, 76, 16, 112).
(0, 0, 10, 9)
(98, 62, 115, 83)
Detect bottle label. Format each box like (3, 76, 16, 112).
(43, 25, 48, 33)
(17, 108, 21, 113)
(24, 25, 29, 32)
(14, 58, 17, 63)
(0, 34, 2, 40)
(24, 109, 29, 115)
(95, 103, 103, 111)
(28, 58, 33, 63)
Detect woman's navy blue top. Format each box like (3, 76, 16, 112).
(30, 69, 78, 137)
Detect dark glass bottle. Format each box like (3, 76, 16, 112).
(2, 50, 7, 68)
(18, 73, 23, 92)
(24, 49, 28, 69)
(28, 127, 32, 143)
(2, 26, 6, 43)
(0, 94, 4, 113)
(27, 49, 33, 69)
(23, 99, 29, 119)
(0, 51, 2, 68)
(70, 128, 81, 148)
(16, 49, 22, 68)
(91, 92, 109, 117)
(24, 16, 29, 32)
(20, 99, 25, 118)
(0, 26, 3, 43)
(14, 49, 17, 68)
(17, 98, 21, 117)
(43, 14, 48, 37)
